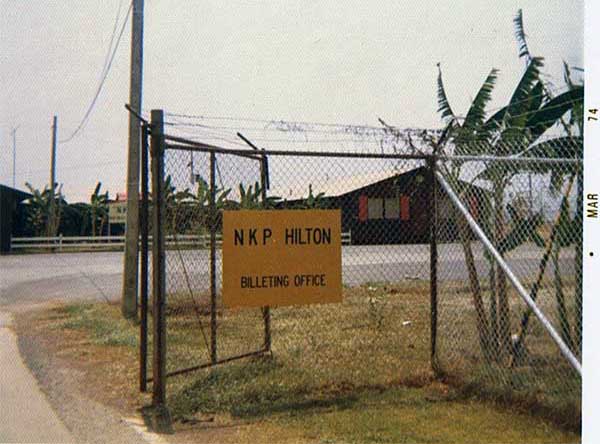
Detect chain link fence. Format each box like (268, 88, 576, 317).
(434, 140, 582, 428)
(159, 143, 435, 395)
(142, 115, 582, 427)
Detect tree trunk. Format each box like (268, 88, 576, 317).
(510, 174, 577, 364)
(487, 253, 499, 358)
(92, 207, 97, 237)
(494, 182, 511, 359)
(456, 207, 492, 362)
(99, 215, 106, 237)
(553, 244, 573, 350)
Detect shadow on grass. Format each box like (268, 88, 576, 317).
(438, 367, 581, 433)
(168, 356, 363, 421)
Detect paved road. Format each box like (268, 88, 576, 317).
(0, 243, 575, 306)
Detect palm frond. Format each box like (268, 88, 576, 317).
(513, 9, 531, 61)
(528, 81, 545, 114)
(482, 106, 507, 134)
(436, 63, 456, 123)
(525, 86, 583, 139)
(458, 68, 499, 142)
(505, 57, 544, 127)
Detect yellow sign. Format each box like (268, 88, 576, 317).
(222, 209, 342, 308)
(108, 201, 127, 224)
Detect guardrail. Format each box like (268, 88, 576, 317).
(11, 230, 351, 252)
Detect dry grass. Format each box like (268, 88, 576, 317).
(17, 280, 581, 443)
(159, 279, 580, 434)
(162, 282, 432, 401)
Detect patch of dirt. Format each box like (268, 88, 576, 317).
(13, 303, 246, 443)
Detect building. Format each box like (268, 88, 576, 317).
(0, 184, 32, 254)
(274, 166, 485, 245)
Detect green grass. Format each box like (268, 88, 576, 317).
(57, 303, 138, 347)
(435, 278, 581, 431)
(264, 387, 578, 444)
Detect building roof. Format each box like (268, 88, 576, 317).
(271, 165, 424, 201)
(0, 184, 32, 202)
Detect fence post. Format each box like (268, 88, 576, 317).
(209, 151, 218, 364)
(139, 123, 149, 392)
(428, 155, 439, 373)
(150, 109, 172, 431)
(260, 152, 272, 353)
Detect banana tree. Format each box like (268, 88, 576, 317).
(90, 182, 109, 236)
(435, 65, 497, 361)
(163, 175, 197, 235)
(63, 202, 91, 236)
(237, 182, 281, 209)
(191, 176, 232, 234)
(300, 184, 326, 209)
(435, 10, 583, 361)
(238, 182, 261, 209)
(24, 182, 64, 237)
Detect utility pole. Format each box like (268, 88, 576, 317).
(122, 0, 145, 318)
(49, 116, 58, 237)
(10, 125, 19, 188)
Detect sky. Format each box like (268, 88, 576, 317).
(0, 0, 584, 202)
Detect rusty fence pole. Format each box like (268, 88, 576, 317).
(139, 123, 149, 392)
(260, 153, 272, 353)
(150, 109, 172, 431)
(428, 155, 439, 373)
(209, 151, 218, 364)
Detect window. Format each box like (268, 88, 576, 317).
(359, 196, 410, 221)
(385, 198, 400, 219)
(367, 198, 383, 219)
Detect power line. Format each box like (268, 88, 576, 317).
(101, 0, 126, 76)
(60, 2, 133, 144)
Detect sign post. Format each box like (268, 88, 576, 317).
(222, 209, 342, 308)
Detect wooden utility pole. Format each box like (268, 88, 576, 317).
(122, 0, 145, 318)
(48, 116, 58, 237)
(11, 125, 19, 188)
